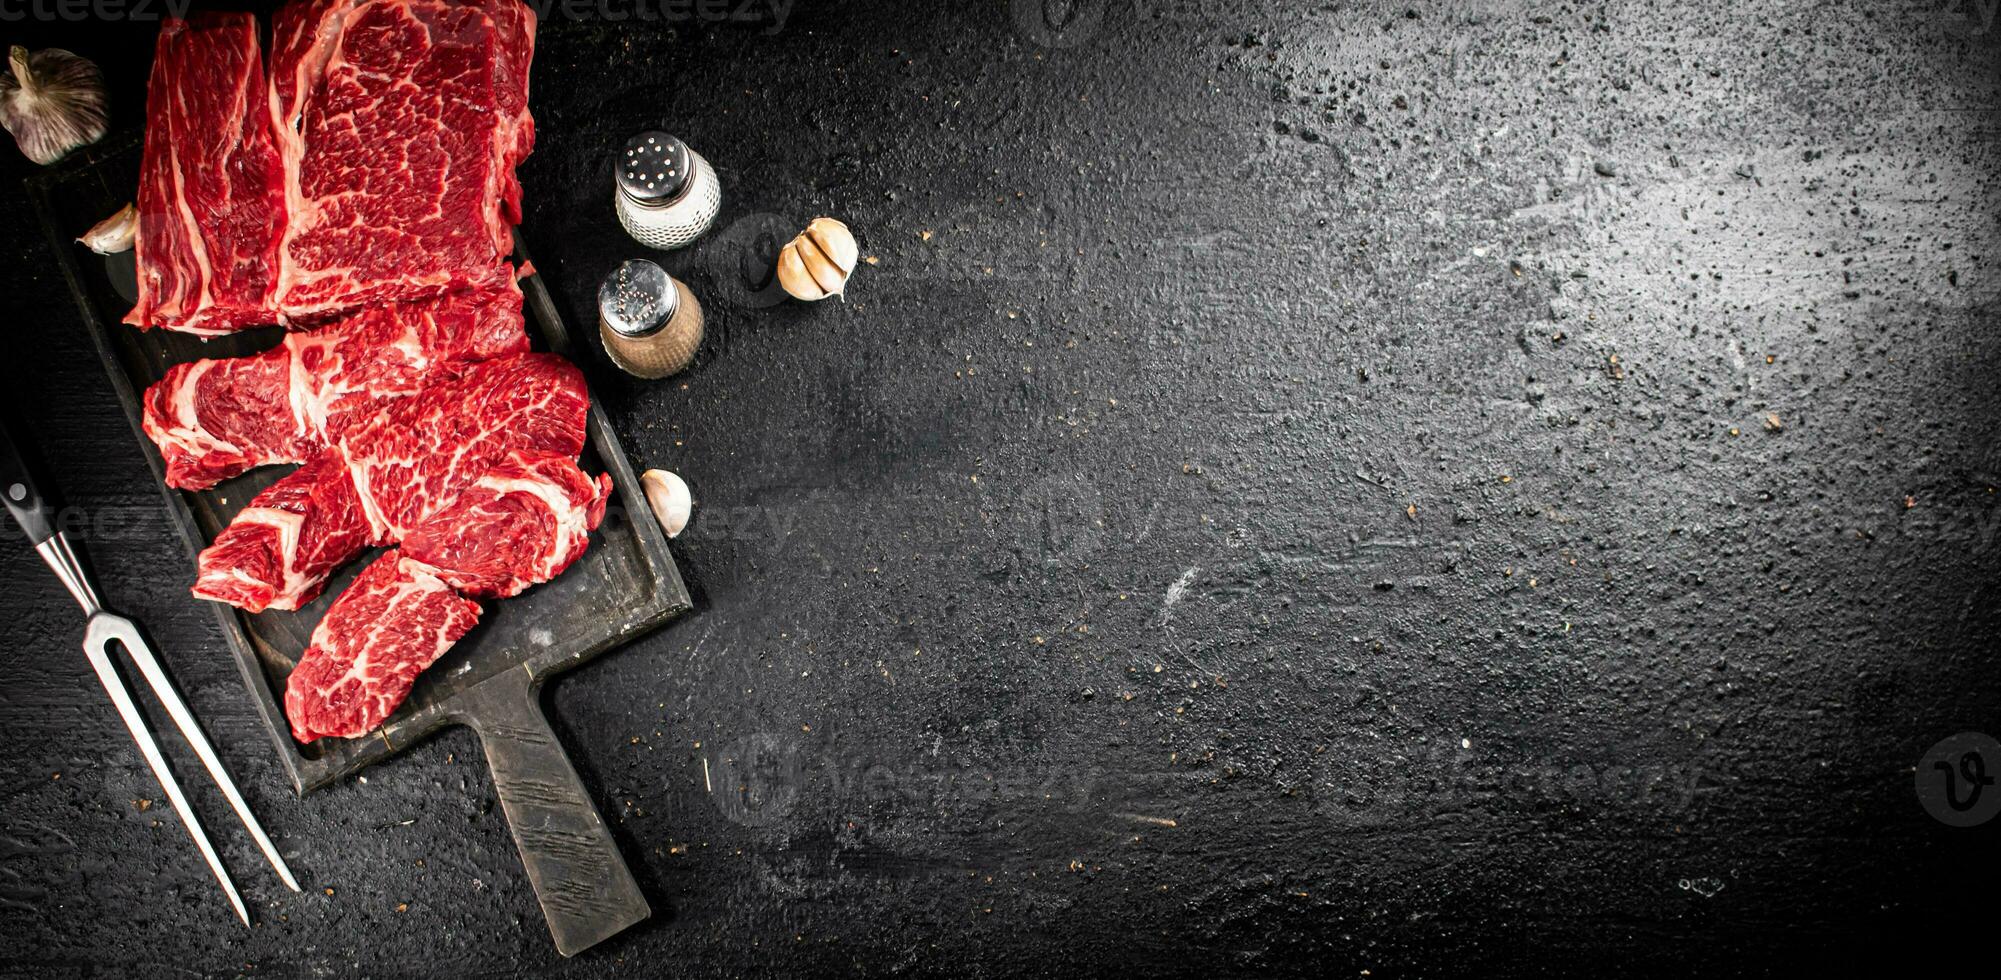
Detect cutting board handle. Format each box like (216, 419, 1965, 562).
(461, 667, 650, 957)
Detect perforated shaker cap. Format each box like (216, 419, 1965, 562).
(598, 259, 678, 338)
(615, 132, 693, 205)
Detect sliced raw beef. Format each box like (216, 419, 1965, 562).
(292, 282, 528, 441)
(143, 346, 300, 489)
(192, 449, 375, 612)
(143, 282, 527, 489)
(128, 1, 536, 332)
(283, 551, 481, 742)
(134, 1, 597, 745)
(287, 451, 610, 741)
(269, 0, 537, 320)
(338, 352, 589, 540)
(401, 450, 611, 598)
(191, 353, 589, 612)
(126, 13, 286, 335)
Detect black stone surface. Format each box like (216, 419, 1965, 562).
(3, 2, 1999, 976)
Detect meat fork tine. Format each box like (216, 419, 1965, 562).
(103, 614, 302, 893)
(83, 617, 250, 926)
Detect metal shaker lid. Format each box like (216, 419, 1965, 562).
(615, 131, 692, 205)
(598, 259, 678, 338)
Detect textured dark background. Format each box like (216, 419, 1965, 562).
(3, 1, 2000, 976)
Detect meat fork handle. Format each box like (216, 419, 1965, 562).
(0, 419, 57, 547)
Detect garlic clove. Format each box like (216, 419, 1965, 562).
(641, 469, 692, 538)
(78, 202, 138, 255)
(799, 238, 847, 296)
(777, 217, 858, 302)
(806, 217, 858, 277)
(775, 242, 826, 301)
(0, 46, 108, 166)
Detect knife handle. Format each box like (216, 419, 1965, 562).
(0, 419, 57, 546)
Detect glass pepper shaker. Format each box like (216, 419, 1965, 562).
(613, 131, 721, 250)
(598, 259, 703, 379)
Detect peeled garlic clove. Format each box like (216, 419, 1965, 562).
(641, 469, 691, 538)
(777, 217, 858, 302)
(0, 46, 107, 166)
(78, 202, 137, 255)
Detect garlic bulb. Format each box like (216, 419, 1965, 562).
(776, 217, 858, 301)
(0, 46, 107, 166)
(641, 469, 692, 538)
(78, 202, 138, 254)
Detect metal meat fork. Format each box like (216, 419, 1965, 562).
(1, 420, 298, 924)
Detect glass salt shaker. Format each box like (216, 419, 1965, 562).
(613, 131, 721, 250)
(599, 258, 704, 380)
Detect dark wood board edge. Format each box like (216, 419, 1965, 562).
(514, 236, 692, 685)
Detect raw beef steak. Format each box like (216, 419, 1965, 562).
(143, 344, 300, 490)
(269, 0, 537, 320)
(337, 352, 589, 540)
(401, 450, 611, 598)
(128, 1, 537, 332)
(126, 13, 286, 335)
(143, 282, 527, 489)
(287, 451, 610, 741)
(283, 551, 481, 742)
(192, 449, 376, 612)
(192, 353, 590, 612)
